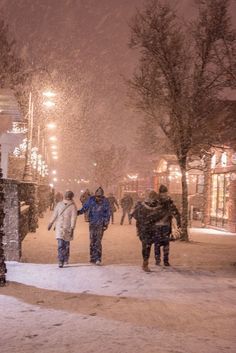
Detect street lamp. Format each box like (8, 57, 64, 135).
(47, 123, 57, 129)
(43, 101, 55, 108)
(43, 91, 56, 98)
(23, 92, 34, 181)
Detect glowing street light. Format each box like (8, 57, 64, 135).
(51, 145, 57, 150)
(49, 136, 57, 142)
(52, 151, 57, 156)
(52, 170, 57, 175)
(47, 122, 57, 129)
(52, 156, 58, 160)
(43, 91, 56, 98)
(53, 177, 58, 182)
(43, 100, 56, 108)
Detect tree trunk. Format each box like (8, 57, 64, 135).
(179, 157, 189, 241)
(0, 165, 6, 286)
(202, 156, 211, 227)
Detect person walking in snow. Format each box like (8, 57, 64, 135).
(48, 191, 77, 268)
(120, 194, 133, 225)
(107, 193, 119, 224)
(77, 187, 110, 265)
(130, 190, 164, 272)
(154, 185, 181, 267)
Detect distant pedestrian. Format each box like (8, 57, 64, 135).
(120, 194, 133, 225)
(80, 189, 91, 222)
(130, 190, 163, 272)
(55, 191, 63, 205)
(154, 185, 181, 267)
(78, 187, 110, 265)
(48, 190, 77, 268)
(107, 193, 119, 224)
(49, 188, 55, 210)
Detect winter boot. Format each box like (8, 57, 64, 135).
(142, 260, 151, 272)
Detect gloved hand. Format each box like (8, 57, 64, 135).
(70, 228, 74, 239)
(103, 224, 108, 231)
(48, 223, 53, 231)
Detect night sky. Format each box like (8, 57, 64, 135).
(0, 0, 236, 183)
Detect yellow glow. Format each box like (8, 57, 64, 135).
(43, 100, 56, 108)
(49, 136, 57, 142)
(47, 123, 57, 129)
(51, 145, 57, 149)
(43, 91, 56, 98)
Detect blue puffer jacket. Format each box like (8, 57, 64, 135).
(78, 196, 110, 226)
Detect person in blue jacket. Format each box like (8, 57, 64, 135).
(78, 187, 110, 265)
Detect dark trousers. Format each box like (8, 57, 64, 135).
(141, 239, 154, 261)
(110, 211, 114, 224)
(120, 209, 131, 225)
(57, 239, 70, 263)
(89, 224, 104, 262)
(154, 225, 171, 264)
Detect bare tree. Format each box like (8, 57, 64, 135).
(90, 145, 127, 190)
(0, 18, 28, 107)
(128, 0, 236, 241)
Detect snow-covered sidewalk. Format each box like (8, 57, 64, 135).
(1, 211, 236, 353)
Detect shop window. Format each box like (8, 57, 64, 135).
(221, 152, 227, 167)
(211, 154, 216, 169)
(210, 173, 230, 228)
(197, 175, 204, 194)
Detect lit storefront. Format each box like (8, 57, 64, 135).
(209, 149, 236, 232)
(153, 155, 204, 213)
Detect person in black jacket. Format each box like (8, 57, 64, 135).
(107, 193, 119, 224)
(120, 194, 133, 225)
(130, 190, 163, 272)
(154, 185, 181, 266)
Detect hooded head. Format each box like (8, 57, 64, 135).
(159, 184, 168, 200)
(64, 190, 74, 200)
(159, 184, 168, 193)
(95, 187, 104, 198)
(148, 190, 158, 201)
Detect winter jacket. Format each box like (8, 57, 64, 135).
(120, 195, 133, 211)
(78, 196, 110, 226)
(131, 200, 164, 236)
(107, 196, 119, 213)
(155, 195, 181, 228)
(50, 200, 77, 240)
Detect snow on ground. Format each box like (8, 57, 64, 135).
(1, 210, 236, 353)
(5, 261, 236, 306)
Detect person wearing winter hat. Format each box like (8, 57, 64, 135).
(48, 190, 77, 268)
(78, 186, 110, 265)
(154, 185, 181, 266)
(130, 190, 164, 272)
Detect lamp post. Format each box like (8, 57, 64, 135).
(23, 90, 57, 183)
(23, 92, 34, 181)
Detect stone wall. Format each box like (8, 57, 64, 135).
(3, 180, 39, 261)
(3, 179, 20, 261)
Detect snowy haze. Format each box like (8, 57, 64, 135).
(0, 0, 236, 184)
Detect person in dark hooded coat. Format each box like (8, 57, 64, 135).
(130, 190, 164, 272)
(77, 187, 110, 265)
(154, 185, 181, 266)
